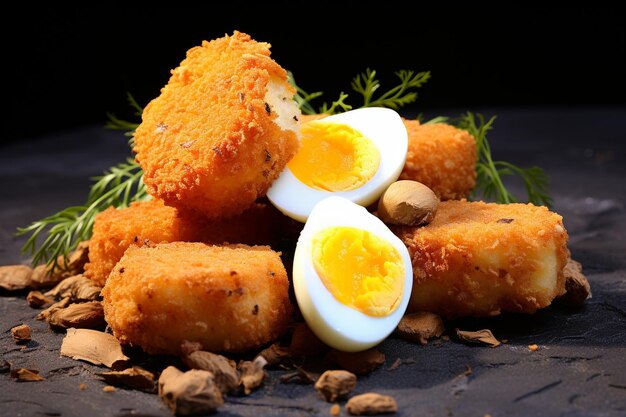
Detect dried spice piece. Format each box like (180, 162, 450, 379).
(395, 312, 445, 345)
(258, 343, 291, 366)
(528, 344, 539, 351)
(158, 366, 223, 416)
(238, 355, 268, 395)
(279, 366, 315, 385)
(10, 368, 45, 382)
(183, 350, 238, 394)
(315, 370, 357, 402)
(346, 393, 397, 415)
(36, 297, 71, 321)
(330, 403, 341, 416)
(60, 328, 129, 369)
(27, 242, 91, 290)
(48, 301, 105, 330)
(102, 385, 116, 393)
(326, 349, 385, 375)
(0, 265, 34, 291)
(27, 290, 53, 308)
(79, 383, 87, 391)
(557, 259, 592, 307)
(97, 367, 156, 392)
(455, 329, 501, 348)
(289, 322, 329, 357)
(45, 274, 101, 302)
(11, 324, 31, 343)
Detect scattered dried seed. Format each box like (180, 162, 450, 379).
(346, 393, 397, 415)
(60, 328, 129, 369)
(0, 265, 34, 291)
(326, 349, 385, 375)
(557, 258, 592, 307)
(27, 290, 53, 308)
(10, 368, 45, 382)
(102, 385, 116, 393)
(45, 274, 101, 302)
(79, 383, 87, 391)
(528, 344, 539, 351)
(455, 329, 501, 348)
(315, 370, 357, 402)
(330, 403, 341, 416)
(395, 312, 444, 345)
(183, 350, 238, 394)
(238, 355, 268, 395)
(11, 324, 31, 343)
(97, 367, 156, 392)
(48, 301, 105, 330)
(158, 366, 223, 416)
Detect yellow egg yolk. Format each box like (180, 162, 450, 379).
(288, 121, 380, 191)
(311, 226, 404, 316)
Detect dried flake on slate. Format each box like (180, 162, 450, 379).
(557, 258, 592, 307)
(182, 349, 238, 394)
(387, 358, 416, 371)
(37, 297, 71, 321)
(258, 343, 291, 366)
(60, 328, 129, 369)
(48, 301, 105, 330)
(158, 366, 223, 416)
(27, 290, 53, 308)
(102, 385, 116, 393)
(238, 355, 268, 395)
(279, 366, 315, 385)
(11, 324, 32, 343)
(45, 274, 101, 302)
(330, 403, 341, 416)
(346, 392, 398, 415)
(315, 370, 357, 402)
(10, 368, 45, 382)
(326, 348, 385, 375)
(528, 344, 539, 351)
(395, 311, 445, 345)
(455, 328, 501, 348)
(79, 383, 87, 391)
(97, 367, 156, 392)
(0, 265, 34, 291)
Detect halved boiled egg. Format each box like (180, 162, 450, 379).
(293, 196, 413, 352)
(267, 107, 408, 222)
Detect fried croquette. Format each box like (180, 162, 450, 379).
(102, 242, 292, 355)
(392, 200, 569, 318)
(133, 31, 301, 218)
(399, 120, 477, 200)
(84, 199, 281, 286)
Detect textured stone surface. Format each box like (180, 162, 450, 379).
(1, 107, 625, 416)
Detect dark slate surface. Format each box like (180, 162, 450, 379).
(1, 107, 626, 417)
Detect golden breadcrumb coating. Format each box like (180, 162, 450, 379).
(133, 31, 300, 218)
(392, 200, 569, 318)
(84, 199, 281, 286)
(399, 120, 477, 200)
(102, 242, 292, 355)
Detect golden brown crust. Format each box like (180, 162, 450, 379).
(133, 31, 299, 218)
(399, 120, 477, 200)
(392, 200, 569, 318)
(102, 242, 292, 355)
(84, 199, 283, 286)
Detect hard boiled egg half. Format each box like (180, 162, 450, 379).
(293, 196, 413, 352)
(267, 107, 408, 222)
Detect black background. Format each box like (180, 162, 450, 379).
(4, 4, 625, 143)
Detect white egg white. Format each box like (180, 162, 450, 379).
(267, 107, 408, 222)
(293, 196, 413, 352)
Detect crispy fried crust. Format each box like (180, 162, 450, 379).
(392, 200, 569, 318)
(399, 120, 477, 200)
(102, 242, 292, 355)
(84, 199, 281, 286)
(133, 31, 300, 218)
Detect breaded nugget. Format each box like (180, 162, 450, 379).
(102, 242, 292, 355)
(133, 31, 300, 218)
(399, 120, 476, 200)
(84, 199, 281, 286)
(392, 200, 569, 318)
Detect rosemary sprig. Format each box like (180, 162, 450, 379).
(17, 158, 149, 270)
